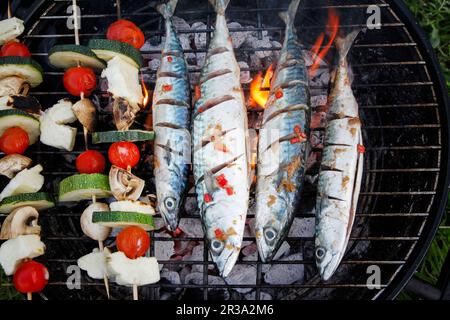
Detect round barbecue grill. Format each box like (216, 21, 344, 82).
(1, 0, 449, 300)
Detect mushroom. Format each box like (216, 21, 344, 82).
(7, 95, 42, 116)
(80, 202, 111, 241)
(0, 76, 27, 97)
(0, 206, 41, 240)
(112, 97, 140, 131)
(109, 165, 145, 201)
(72, 98, 97, 132)
(0, 154, 32, 179)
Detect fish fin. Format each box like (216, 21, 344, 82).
(204, 170, 218, 194)
(208, 0, 230, 15)
(335, 30, 360, 60)
(279, 0, 301, 26)
(156, 0, 178, 19)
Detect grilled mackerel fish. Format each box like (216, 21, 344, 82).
(153, 0, 191, 231)
(192, 0, 250, 277)
(255, 0, 310, 262)
(315, 30, 363, 281)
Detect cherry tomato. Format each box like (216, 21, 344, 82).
(108, 141, 140, 169)
(76, 150, 106, 174)
(117, 226, 150, 259)
(63, 66, 97, 97)
(1, 41, 31, 57)
(0, 127, 30, 155)
(13, 261, 49, 293)
(106, 19, 145, 49)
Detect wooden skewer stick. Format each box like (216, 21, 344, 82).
(132, 284, 138, 301)
(72, 0, 80, 45)
(116, 0, 122, 20)
(7, 0, 12, 19)
(91, 194, 110, 299)
(27, 292, 32, 301)
(80, 92, 89, 149)
(125, 165, 139, 300)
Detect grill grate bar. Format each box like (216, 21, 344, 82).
(1, 212, 429, 218)
(39, 60, 428, 75)
(28, 81, 435, 95)
(41, 259, 406, 265)
(0, 282, 389, 289)
(42, 236, 421, 241)
(35, 167, 441, 175)
(23, 23, 405, 39)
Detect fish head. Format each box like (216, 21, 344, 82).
(255, 193, 291, 262)
(204, 200, 245, 278)
(157, 190, 181, 231)
(315, 240, 339, 281)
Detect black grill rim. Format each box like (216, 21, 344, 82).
(1, 0, 449, 300)
(374, 0, 450, 300)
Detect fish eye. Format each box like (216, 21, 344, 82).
(263, 227, 277, 243)
(164, 197, 177, 211)
(316, 247, 326, 261)
(210, 239, 224, 254)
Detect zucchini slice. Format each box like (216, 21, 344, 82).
(92, 130, 154, 144)
(92, 211, 155, 230)
(58, 174, 111, 202)
(0, 192, 55, 213)
(88, 39, 143, 68)
(0, 56, 43, 87)
(0, 109, 40, 144)
(109, 200, 155, 215)
(48, 44, 106, 70)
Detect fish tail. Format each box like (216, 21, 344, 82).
(279, 0, 301, 27)
(335, 30, 360, 60)
(156, 0, 178, 19)
(208, 0, 230, 15)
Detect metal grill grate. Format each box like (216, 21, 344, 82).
(1, 0, 448, 300)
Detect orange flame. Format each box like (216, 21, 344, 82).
(249, 64, 274, 109)
(309, 9, 340, 77)
(141, 75, 150, 108)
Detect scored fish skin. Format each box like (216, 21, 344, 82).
(192, 0, 250, 277)
(315, 30, 363, 281)
(153, 0, 191, 231)
(255, 0, 310, 263)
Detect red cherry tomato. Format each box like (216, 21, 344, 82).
(76, 150, 106, 174)
(117, 226, 150, 259)
(13, 261, 49, 293)
(108, 141, 140, 169)
(106, 19, 145, 49)
(63, 66, 97, 97)
(0, 127, 30, 155)
(1, 41, 31, 57)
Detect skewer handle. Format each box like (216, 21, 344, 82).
(27, 292, 32, 300)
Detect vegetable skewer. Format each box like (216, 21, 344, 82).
(0, 0, 50, 300)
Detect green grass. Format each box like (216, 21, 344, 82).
(404, 0, 450, 89)
(0, 268, 21, 300)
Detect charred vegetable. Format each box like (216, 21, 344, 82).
(72, 98, 97, 132)
(0, 154, 32, 179)
(109, 165, 144, 201)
